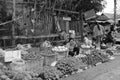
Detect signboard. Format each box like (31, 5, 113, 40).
(4, 50, 21, 62)
(84, 9, 96, 20)
(63, 17, 71, 21)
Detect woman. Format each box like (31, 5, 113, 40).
(66, 39, 79, 57)
(93, 22, 105, 48)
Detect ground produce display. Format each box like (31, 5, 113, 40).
(81, 50, 110, 66)
(38, 66, 62, 80)
(0, 44, 116, 80)
(55, 57, 87, 76)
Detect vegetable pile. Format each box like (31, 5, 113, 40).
(38, 66, 62, 80)
(55, 57, 87, 76)
(81, 50, 110, 66)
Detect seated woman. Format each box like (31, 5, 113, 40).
(66, 39, 80, 57)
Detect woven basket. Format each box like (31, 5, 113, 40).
(10, 59, 26, 72)
(25, 57, 44, 73)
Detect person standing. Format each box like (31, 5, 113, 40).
(93, 22, 105, 49)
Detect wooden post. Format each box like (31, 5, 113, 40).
(12, 0, 16, 46)
(114, 0, 117, 27)
(66, 21, 69, 33)
(63, 17, 71, 34)
(80, 12, 84, 42)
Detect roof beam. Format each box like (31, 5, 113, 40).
(46, 8, 79, 14)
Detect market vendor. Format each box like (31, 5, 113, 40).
(66, 38, 80, 57)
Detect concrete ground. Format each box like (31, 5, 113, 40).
(62, 56, 120, 80)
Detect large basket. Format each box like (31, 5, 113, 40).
(10, 59, 26, 72)
(40, 53, 57, 66)
(25, 57, 44, 73)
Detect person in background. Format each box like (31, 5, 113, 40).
(93, 22, 105, 49)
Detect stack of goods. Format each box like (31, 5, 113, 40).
(81, 50, 110, 66)
(55, 57, 87, 77)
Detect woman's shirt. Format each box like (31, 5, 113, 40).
(93, 25, 105, 37)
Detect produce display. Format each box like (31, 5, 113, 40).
(52, 46, 68, 52)
(55, 57, 87, 76)
(81, 50, 110, 66)
(38, 66, 62, 80)
(0, 43, 117, 80)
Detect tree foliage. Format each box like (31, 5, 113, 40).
(25, 0, 105, 12)
(0, 0, 12, 23)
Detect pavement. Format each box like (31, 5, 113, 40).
(62, 56, 120, 80)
